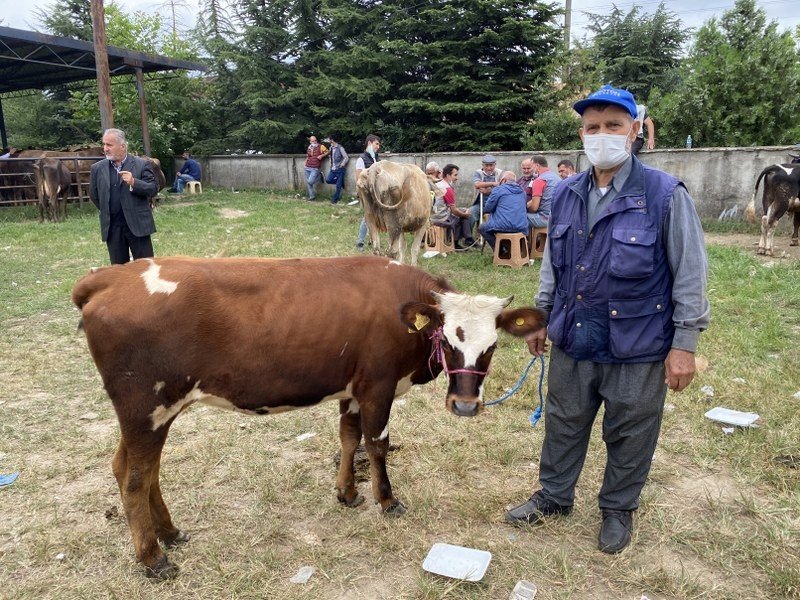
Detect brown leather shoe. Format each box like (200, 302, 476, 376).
(504, 491, 572, 526)
(598, 509, 633, 553)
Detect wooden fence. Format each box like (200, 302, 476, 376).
(0, 155, 103, 208)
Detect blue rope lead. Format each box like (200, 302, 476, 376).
(484, 354, 546, 427)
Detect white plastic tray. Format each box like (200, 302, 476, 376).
(422, 542, 492, 581)
(704, 406, 759, 428)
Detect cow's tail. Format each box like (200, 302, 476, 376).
(71, 266, 112, 311)
(372, 185, 406, 211)
(745, 166, 774, 223)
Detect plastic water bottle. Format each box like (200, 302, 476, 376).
(686, 135, 693, 149)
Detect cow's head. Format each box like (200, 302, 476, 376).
(401, 292, 546, 417)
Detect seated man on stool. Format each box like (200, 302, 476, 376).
(172, 150, 201, 194)
(431, 164, 474, 250)
(478, 171, 529, 249)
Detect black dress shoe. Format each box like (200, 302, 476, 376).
(504, 490, 572, 525)
(598, 509, 633, 553)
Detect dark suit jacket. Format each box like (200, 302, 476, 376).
(90, 155, 159, 241)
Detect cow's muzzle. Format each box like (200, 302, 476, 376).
(446, 394, 483, 417)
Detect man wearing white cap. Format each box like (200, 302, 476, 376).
(505, 85, 710, 555)
(469, 154, 501, 238)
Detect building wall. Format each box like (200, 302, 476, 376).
(188, 146, 797, 219)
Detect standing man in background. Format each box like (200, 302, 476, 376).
(304, 135, 329, 201)
(90, 128, 160, 264)
(505, 85, 709, 556)
(354, 134, 381, 251)
(470, 154, 501, 237)
(632, 104, 655, 155)
(325, 134, 349, 204)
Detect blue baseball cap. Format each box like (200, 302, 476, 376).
(573, 85, 637, 119)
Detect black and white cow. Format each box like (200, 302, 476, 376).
(745, 164, 800, 256)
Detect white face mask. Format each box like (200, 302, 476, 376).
(582, 132, 631, 169)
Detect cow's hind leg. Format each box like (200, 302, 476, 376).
(112, 423, 178, 579)
(150, 454, 190, 548)
(764, 203, 787, 257)
(791, 211, 800, 246)
(336, 399, 364, 507)
(409, 226, 427, 266)
(357, 388, 405, 515)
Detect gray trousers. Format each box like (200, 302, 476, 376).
(539, 346, 667, 511)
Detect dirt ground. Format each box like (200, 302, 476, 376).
(705, 231, 800, 260)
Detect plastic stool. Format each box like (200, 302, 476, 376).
(493, 232, 529, 268)
(425, 225, 456, 253)
(529, 227, 547, 259)
(185, 181, 203, 194)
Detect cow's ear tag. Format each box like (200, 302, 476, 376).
(515, 317, 525, 326)
(414, 313, 431, 331)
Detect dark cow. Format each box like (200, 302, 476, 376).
(34, 157, 72, 222)
(357, 161, 441, 265)
(72, 255, 545, 579)
(745, 163, 800, 255)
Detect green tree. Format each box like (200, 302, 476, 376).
(651, 0, 800, 147)
(586, 2, 687, 101)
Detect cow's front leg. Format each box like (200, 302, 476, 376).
(359, 393, 406, 515)
(336, 399, 364, 507)
(791, 212, 800, 246)
(409, 226, 427, 266)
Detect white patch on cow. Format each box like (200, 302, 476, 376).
(394, 374, 413, 397)
(387, 260, 402, 267)
(436, 292, 510, 367)
(372, 424, 389, 442)
(347, 399, 359, 414)
(150, 381, 255, 430)
(140, 259, 178, 295)
(321, 381, 355, 403)
(153, 381, 165, 395)
(779, 165, 794, 176)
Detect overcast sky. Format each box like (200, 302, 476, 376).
(1, 0, 798, 43)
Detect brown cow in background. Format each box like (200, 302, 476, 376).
(34, 157, 72, 222)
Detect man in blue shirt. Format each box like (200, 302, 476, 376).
(172, 151, 201, 194)
(504, 85, 709, 556)
(478, 171, 529, 250)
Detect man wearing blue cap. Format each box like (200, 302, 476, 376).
(505, 85, 710, 554)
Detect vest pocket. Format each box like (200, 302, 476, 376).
(609, 227, 656, 278)
(608, 295, 666, 359)
(549, 223, 570, 269)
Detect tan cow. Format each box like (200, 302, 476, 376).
(72, 255, 545, 578)
(357, 161, 440, 265)
(33, 157, 72, 222)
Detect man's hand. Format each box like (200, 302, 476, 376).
(664, 348, 696, 392)
(524, 327, 548, 356)
(119, 170, 134, 186)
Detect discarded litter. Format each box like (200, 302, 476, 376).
(722, 427, 735, 435)
(295, 432, 316, 442)
(422, 250, 440, 259)
(509, 579, 538, 599)
(290, 565, 315, 584)
(704, 407, 759, 428)
(793, 391, 800, 399)
(0, 472, 19, 488)
(79, 412, 99, 421)
(732, 377, 747, 385)
(55, 552, 66, 561)
(422, 542, 491, 581)
(700, 385, 715, 397)
(347, 200, 359, 206)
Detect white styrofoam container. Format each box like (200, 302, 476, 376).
(422, 542, 492, 582)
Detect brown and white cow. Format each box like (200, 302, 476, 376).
(72, 255, 545, 579)
(745, 163, 800, 255)
(34, 157, 72, 222)
(357, 161, 440, 265)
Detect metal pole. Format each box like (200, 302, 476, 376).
(564, 0, 572, 50)
(0, 98, 7, 149)
(91, 0, 114, 131)
(134, 67, 152, 156)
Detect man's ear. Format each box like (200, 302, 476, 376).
(400, 302, 443, 335)
(629, 120, 641, 140)
(496, 307, 547, 337)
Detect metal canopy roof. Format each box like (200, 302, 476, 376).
(0, 25, 206, 95)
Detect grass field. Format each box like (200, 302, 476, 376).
(1, 190, 799, 599)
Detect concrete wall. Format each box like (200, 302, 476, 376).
(189, 146, 797, 218)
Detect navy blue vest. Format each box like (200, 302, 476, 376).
(547, 156, 682, 363)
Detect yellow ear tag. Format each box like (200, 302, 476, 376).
(515, 317, 525, 326)
(414, 313, 431, 331)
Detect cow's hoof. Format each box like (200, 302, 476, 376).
(766, 250, 774, 257)
(145, 555, 179, 580)
(791, 239, 799, 246)
(383, 500, 407, 517)
(757, 248, 766, 255)
(338, 492, 365, 508)
(162, 529, 191, 548)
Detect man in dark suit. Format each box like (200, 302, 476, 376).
(90, 128, 160, 264)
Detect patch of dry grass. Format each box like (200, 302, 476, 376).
(0, 192, 798, 599)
